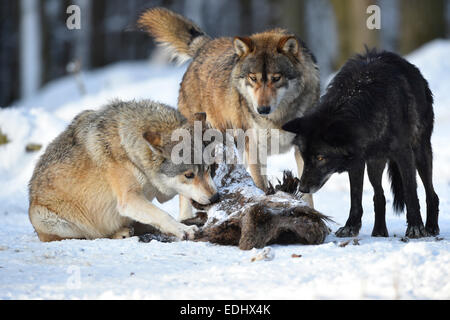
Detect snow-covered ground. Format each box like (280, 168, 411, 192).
(1, 40, 449, 300)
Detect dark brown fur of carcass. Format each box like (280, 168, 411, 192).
(193, 204, 330, 250)
(190, 171, 331, 250)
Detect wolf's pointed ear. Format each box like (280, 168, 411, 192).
(278, 36, 299, 57)
(143, 131, 164, 155)
(234, 37, 254, 57)
(282, 117, 305, 135)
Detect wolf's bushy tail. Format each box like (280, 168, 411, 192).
(138, 8, 211, 64)
(388, 161, 405, 214)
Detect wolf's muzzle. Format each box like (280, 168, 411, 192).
(257, 106, 271, 115)
(209, 193, 220, 204)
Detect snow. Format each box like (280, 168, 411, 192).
(1, 40, 450, 300)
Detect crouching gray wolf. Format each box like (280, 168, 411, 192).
(28, 100, 218, 242)
(283, 48, 439, 239)
(138, 8, 320, 207)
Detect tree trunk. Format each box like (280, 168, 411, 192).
(331, 0, 380, 69)
(73, 0, 92, 69)
(0, 1, 20, 107)
(20, 0, 42, 99)
(279, 0, 307, 39)
(399, 0, 446, 54)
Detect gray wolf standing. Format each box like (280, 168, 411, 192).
(138, 8, 320, 207)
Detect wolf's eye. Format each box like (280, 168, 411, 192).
(185, 172, 195, 179)
(317, 155, 325, 161)
(248, 74, 257, 82)
(272, 75, 281, 82)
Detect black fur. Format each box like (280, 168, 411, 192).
(283, 48, 439, 238)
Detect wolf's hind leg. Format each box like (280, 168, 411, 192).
(29, 205, 84, 242)
(367, 159, 388, 237)
(36, 233, 66, 242)
(393, 148, 428, 238)
(414, 142, 440, 235)
(111, 226, 134, 239)
(295, 146, 314, 208)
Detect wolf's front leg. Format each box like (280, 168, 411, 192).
(248, 162, 268, 192)
(245, 140, 268, 192)
(179, 195, 195, 221)
(295, 146, 314, 208)
(107, 166, 198, 240)
(118, 195, 198, 240)
(335, 161, 365, 237)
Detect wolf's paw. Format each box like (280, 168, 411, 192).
(405, 224, 430, 239)
(335, 225, 360, 238)
(181, 225, 199, 241)
(425, 224, 440, 236)
(112, 227, 134, 239)
(181, 212, 208, 227)
(371, 226, 389, 237)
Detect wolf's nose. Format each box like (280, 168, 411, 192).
(299, 185, 310, 194)
(257, 106, 271, 115)
(209, 193, 220, 204)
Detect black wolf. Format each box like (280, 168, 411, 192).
(283, 49, 439, 238)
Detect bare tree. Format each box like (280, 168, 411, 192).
(330, 0, 380, 68)
(0, 1, 20, 107)
(20, 0, 42, 99)
(399, 0, 446, 54)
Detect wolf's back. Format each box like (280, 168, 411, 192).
(138, 8, 211, 64)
